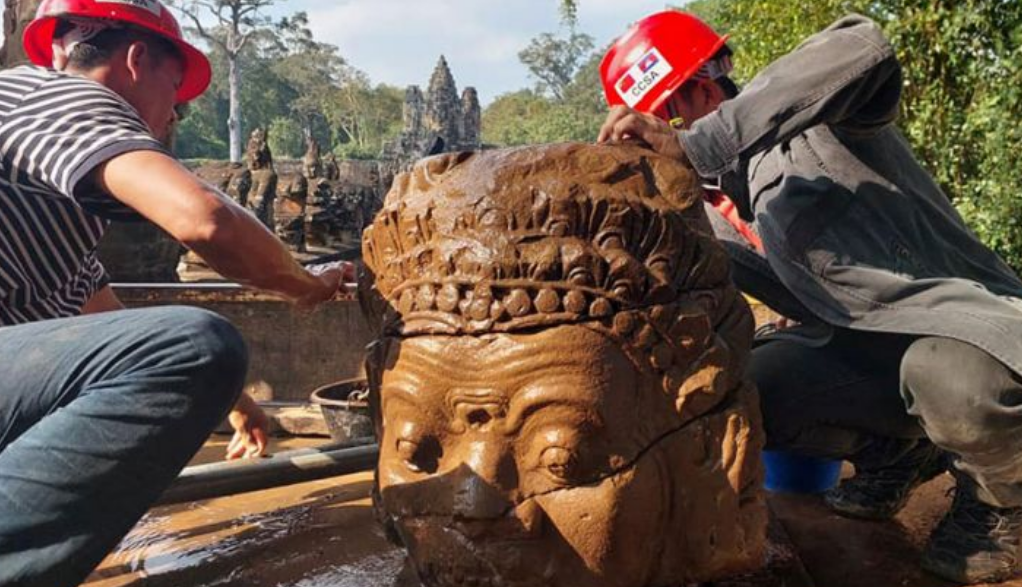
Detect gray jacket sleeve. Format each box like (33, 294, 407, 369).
(679, 14, 902, 179)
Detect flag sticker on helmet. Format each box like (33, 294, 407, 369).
(615, 48, 673, 108)
(95, 0, 162, 17)
(618, 73, 636, 93)
(638, 52, 659, 73)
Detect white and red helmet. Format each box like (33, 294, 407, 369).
(23, 0, 211, 102)
(600, 11, 731, 119)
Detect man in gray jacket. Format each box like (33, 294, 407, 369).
(599, 11, 1022, 584)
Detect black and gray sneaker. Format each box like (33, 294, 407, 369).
(922, 476, 1022, 584)
(824, 438, 947, 520)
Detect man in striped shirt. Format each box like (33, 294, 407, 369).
(0, 0, 350, 585)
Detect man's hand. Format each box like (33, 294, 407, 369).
(597, 106, 689, 163)
(296, 260, 355, 309)
(226, 392, 269, 460)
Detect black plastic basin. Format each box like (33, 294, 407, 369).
(310, 378, 374, 443)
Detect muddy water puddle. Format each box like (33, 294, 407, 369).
(86, 438, 406, 587)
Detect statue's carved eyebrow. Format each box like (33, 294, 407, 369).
(380, 381, 426, 407)
(382, 336, 611, 424)
(505, 383, 597, 433)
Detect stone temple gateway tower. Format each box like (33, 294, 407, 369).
(383, 55, 481, 167)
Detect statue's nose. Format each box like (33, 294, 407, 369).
(450, 439, 516, 519)
(448, 458, 546, 540)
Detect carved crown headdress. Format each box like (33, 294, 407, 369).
(361, 142, 732, 337)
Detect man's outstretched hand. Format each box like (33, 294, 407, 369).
(226, 392, 270, 460)
(597, 106, 689, 164)
(296, 260, 356, 310)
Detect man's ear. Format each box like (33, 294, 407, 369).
(124, 41, 150, 84)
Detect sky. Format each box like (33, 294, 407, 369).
(267, 0, 677, 106)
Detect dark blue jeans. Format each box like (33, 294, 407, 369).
(0, 307, 247, 587)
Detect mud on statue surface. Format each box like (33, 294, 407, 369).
(359, 142, 767, 587)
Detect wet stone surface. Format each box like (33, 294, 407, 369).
(88, 445, 1022, 586)
(86, 438, 404, 587)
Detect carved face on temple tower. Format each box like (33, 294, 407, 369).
(360, 143, 766, 587)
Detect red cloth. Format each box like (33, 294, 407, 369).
(705, 190, 763, 253)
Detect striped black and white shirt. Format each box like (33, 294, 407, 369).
(0, 65, 167, 326)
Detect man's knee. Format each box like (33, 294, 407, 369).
(128, 307, 248, 416)
(173, 307, 248, 391)
(178, 308, 247, 371)
(902, 337, 1020, 453)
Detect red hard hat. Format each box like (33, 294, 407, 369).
(600, 11, 729, 115)
(23, 0, 211, 103)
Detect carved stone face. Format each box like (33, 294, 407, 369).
(360, 143, 766, 587)
(372, 324, 763, 587)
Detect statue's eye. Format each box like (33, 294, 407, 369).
(539, 446, 578, 483)
(396, 436, 442, 474)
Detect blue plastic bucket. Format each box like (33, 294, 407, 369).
(762, 450, 842, 494)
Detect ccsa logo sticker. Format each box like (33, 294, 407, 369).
(615, 48, 674, 108)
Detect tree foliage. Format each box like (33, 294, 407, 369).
(171, 0, 279, 161)
(519, 5, 595, 103)
(485, 2, 604, 145)
(483, 50, 605, 145)
(519, 1, 594, 102)
(323, 74, 405, 159)
(174, 14, 403, 163)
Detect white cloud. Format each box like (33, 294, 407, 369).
(291, 0, 546, 102)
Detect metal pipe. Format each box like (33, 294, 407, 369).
(156, 440, 378, 506)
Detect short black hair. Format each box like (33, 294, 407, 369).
(712, 45, 740, 99)
(717, 76, 740, 99)
(53, 20, 181, 71)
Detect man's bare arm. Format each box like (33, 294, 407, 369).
(93, 149, 339, 306)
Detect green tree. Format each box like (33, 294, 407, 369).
(482, 51, 605, 147)
(485, 2, 606, 145)
(268, 12, 347, 146)
(176, 28, 297, 160)
(519, 3, 594, 101)
(267, 115, 305, 158)
(171, 0, 281, 162)
(482, 90, 555, 145)
(323, 73, 404, 159)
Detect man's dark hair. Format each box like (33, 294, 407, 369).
(717, 76, 740, 99)
(53, 20, 181, 71)
(713, 45, 740, 99)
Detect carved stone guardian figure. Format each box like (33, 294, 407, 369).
(322, 152, 340, 181)
(245, 127, 277, 229)
(360, 143, 767, 587)
(274, 171, 308, 252)
(193, 161, 251, 206)
(302, 136, 323, 180)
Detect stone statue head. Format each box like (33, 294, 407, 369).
(360, 143, 766, 587)
(303, 136, 322, 179)
(322, 152, 340, 181)
(246, 127, 272, 171)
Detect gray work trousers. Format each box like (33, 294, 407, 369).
(755, 328, 1022, 508)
